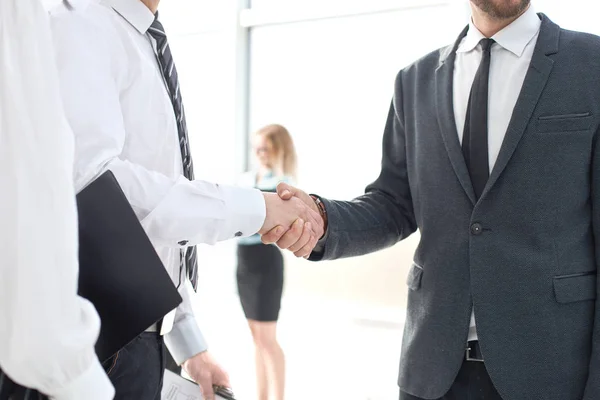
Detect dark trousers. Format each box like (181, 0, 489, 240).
(0, 372, 47, 400)
(102, 332, 166, 400)
(400, 360, 503, 400)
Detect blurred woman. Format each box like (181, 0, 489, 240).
(237, 124, 297, 400)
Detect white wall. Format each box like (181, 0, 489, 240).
(534, 0, 600, 34)
(249, 2, 466, 197)
(160, 0, 244, 185)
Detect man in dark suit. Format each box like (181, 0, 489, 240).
(263, 1, 600, 399)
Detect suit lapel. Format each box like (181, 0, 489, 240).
(480, 14, 560, 199)
(435, 26, 476, 205)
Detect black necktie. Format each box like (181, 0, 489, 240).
(148, 17, 199, 291)
(462, 38, 494, 200)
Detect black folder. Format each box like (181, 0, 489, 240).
(76, 171, 182, 362)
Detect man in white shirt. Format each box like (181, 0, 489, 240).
(265, 1, 600, 399)
(0, 0, 114, 399)
(49, 0, 321, 399)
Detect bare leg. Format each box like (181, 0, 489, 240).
(249, 320, 269, 400)
(248, 320, 285, 400)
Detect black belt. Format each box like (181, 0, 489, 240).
(465, 340, 484, 362)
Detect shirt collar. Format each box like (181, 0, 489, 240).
(457, 5, 541, 57)
(47, 0, 88, 11)
(104, 0, 155, 34)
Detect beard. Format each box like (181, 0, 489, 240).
(470, 0, 531, 20)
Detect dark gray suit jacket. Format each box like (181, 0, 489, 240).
(311, 15, 600, 400)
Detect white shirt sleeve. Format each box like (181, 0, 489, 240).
(164, 273, 208, 364)
(50, 8, 266, 251)
(0, 1, 114, 399)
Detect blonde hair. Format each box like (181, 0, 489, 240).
(255, 124, 297, 179)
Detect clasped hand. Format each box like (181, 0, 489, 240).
(258, 183, 324, 258)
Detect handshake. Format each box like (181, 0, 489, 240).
(258, 183, 327, 258)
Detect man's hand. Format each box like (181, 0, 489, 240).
(182, 351, 230, 400)
(259, 191, 324, 258)
(261, 182, 326, 257)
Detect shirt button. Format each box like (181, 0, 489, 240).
(178, 240, 189, 246)
(235, 231, 243, 237)
(470, 223, 483, 236)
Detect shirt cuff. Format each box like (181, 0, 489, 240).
(164, 316, 208, 365)
(49, 357, 114, 400)
(218, 185, 266, 240)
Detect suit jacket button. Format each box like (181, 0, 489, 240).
(470, 223, 483, 236)
(235, 231, 243, 237)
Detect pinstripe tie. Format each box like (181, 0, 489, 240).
(148, 16, 199, 291)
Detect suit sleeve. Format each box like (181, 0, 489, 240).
(310, 71, 417, 261)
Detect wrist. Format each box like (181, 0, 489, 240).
(259, 193, 274, 233)
(185, 350, 207, 363)
(309, 194, 328, 238)
(183, 350, 208, 372)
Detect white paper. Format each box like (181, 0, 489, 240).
(161, 371, 231, 400)
(161, 370, 203, 400)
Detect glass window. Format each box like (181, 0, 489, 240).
(535, 0, 600, 34)
(249, 4, 466, 198)
(159, 0, 232, 35)
(160, 8, 238, 184)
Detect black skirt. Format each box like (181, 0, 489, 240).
(236, 243, 284, 322)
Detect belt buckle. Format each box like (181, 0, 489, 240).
(465, 345, 484, 362)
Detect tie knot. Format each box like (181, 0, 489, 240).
(480, 38, 494, 53)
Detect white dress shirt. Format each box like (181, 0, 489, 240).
(0, 0, 114, 399)
(49, 0, 266, 364)
(453, 6, 541, 341)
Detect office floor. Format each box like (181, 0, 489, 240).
(191, 285, 405, 400)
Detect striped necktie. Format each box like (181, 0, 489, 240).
(148, 17, 199, 291)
